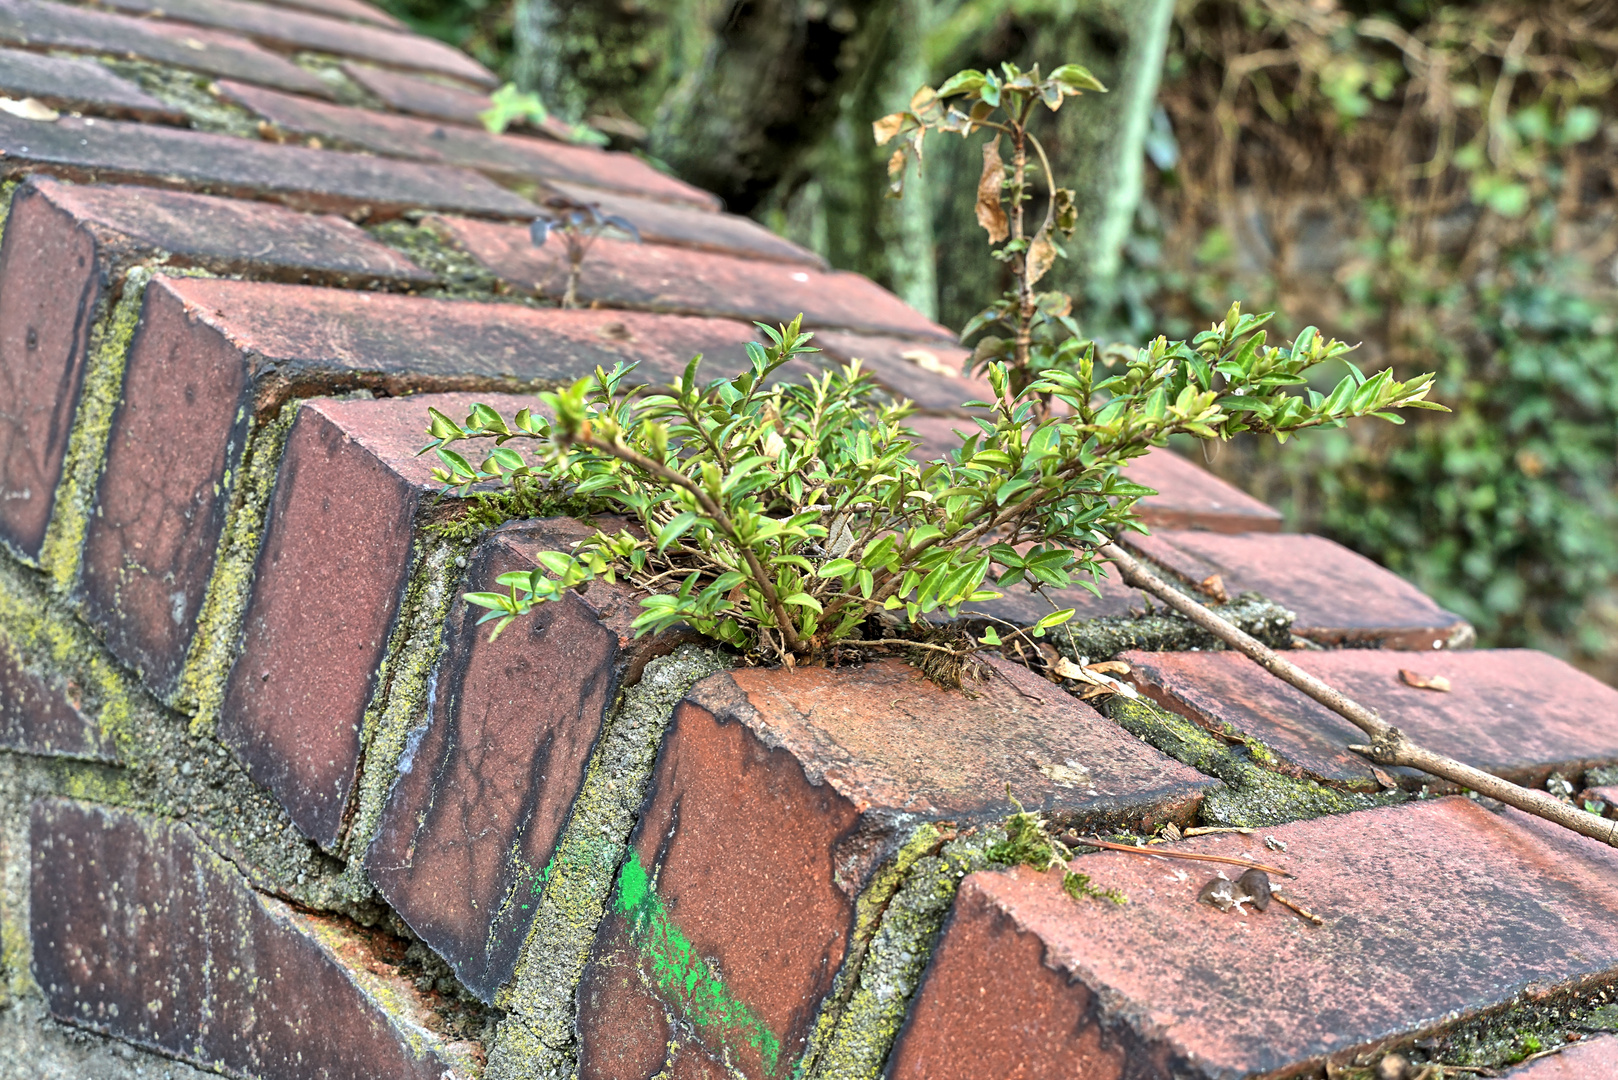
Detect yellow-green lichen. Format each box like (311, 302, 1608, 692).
(175, 401, 299, 732)
(39, 267, 214, 594)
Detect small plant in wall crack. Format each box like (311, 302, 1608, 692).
(423, 307, 1439, 665)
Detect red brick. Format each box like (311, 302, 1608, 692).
(75, 277, 759, 700)
(86, 0, 497, 87)
(367, 517, 693, 1000)
(342, 60, 491, 125)
(0, 47, 183, 123)
(0, 0, 330, 97)
(575, 657, 1214, 1079)
(436, 216, 954, 341)
(1124, 647, 1618, 790)
(1505, 1036, 1618, 1077)
(0, 176, 428, 561)
(274, 0, 402, 28)
(888, 797, 1618, 1080)
(29, 798, 479, 1078)
(339, 61, 580, 142)
(1124, 446, 1283, 533)
(0, 112, 536, 219)
(541, 181, 826, 267)
(218, 81, 720, 209)
(1584, 786, 1618, 815)
(1123, 528, 1471, 649)
(0, 636, 113, 760)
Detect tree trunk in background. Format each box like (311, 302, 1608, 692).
(649, 0, 900, 213)
(512, 0, 1173, 331)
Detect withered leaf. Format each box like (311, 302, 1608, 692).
(886, 147, 908, 195)
(976, 140, 1009, 243)
(0, 96, 59, 121)
(1399, 669, 1451, 692)
(1199, 573, 1229, 603)
(872, 111, 907, 146)
(1026, 226, 1059, 286)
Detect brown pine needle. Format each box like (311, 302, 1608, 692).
(1270, 891, 1325, 925)
(1076, 835, 1292, 877)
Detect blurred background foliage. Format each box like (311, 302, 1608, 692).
(376, 0, 1618, 681)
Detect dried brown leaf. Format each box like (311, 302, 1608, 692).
(872, 111, 907, 146)
(976, 140, 1009, 243)
(0, 96, 58, 121)
(1026, 227, 1058, 286)
(1399, 669, 1451, 692)
(1199, 573, 1229, 603)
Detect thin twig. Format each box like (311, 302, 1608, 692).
(1074, 835, 1292, 877)
(1100, 542, 1618, 848)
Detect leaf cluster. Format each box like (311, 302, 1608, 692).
(424, 305, 1441, 663)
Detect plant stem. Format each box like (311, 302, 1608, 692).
(1072, 835, 1291, 876)
(575, 434, 806, 654)
(1100, 541, 1618, 848)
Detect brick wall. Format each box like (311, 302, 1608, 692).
(0, 3, 1616, 1078)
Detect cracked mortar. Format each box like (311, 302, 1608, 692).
(486, 644, 730, 1080)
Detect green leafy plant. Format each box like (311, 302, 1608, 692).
(480, 82, 608, 146)
(875, 61, 1106, 406)
(426, 302, 1439, 663)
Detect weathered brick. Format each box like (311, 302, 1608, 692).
(0, 47, 182, 123)
(1584, 786, 1618, 815)
(341, 60, 491, 124)
(83, 0, 497, 87)
(217, 80, 720, 209)
(30, 797, 479, 1078)
(575, 657, 1214, 1079)
(1505, 1035, 1618, 1077)
(76, 276, 759, 700)
(277, 0, 402, 28)
(0, 112, 537, 219)
(436, 215, 955, 341)
(1123, 446, 1283, 533)
(367, 517, 693, 1001)
(1123, 647, 1618, 790)
(888, 797, 1618, 1080)
(0, 0, 329, 97)
(0, 633, 112, 760)
(0, 176, 429, 562)
(541, 180, 827, 267)
(339, 61, 580, 141)
(1123, 528, 1472, 649)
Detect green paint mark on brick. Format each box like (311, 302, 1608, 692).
(615, 852, 784, 1077)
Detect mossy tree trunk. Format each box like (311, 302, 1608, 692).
(512, 0, 1173, 331)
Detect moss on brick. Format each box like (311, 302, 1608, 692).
(339, 540, 463, 884)
(96, 58, 264, 137)
(0, 556, 347, 912)
(1055, 591, 1295, 663)
(1100, 695, 1398, 827)
(39, 266, 214, 593)
(367, 218, 539, 305)
(175, 400, 299, 732)
(486, 644, 729, 1080)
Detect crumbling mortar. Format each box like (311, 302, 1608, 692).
(338, 540, 465, 888)
(0, 555, 350, 912)
(174, 400, 299, 731)
(486, 644, 730, 1080)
